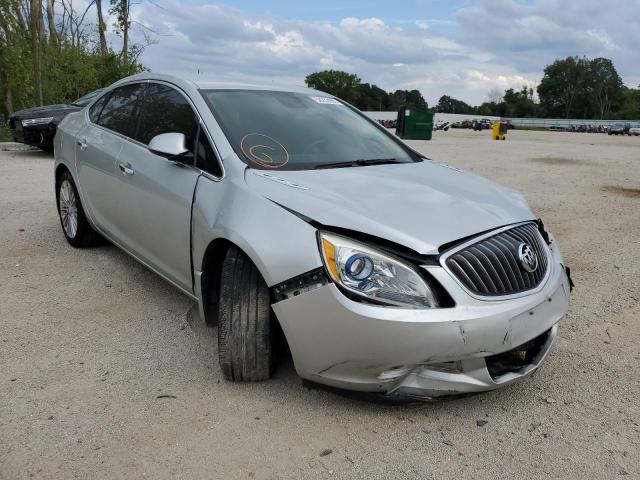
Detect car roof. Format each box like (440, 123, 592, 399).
(113, 72, 323, 96)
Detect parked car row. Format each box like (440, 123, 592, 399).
(377, 119, 397, 128)
(546, 123, 639, 135)
(450, 119, 514, 131)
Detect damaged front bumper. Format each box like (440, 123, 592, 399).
(272, 241, 570, 400)
(9, 123, 55, 148)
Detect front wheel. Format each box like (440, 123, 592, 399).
(217, 246, 273, 381)
(56, 170, 102, 247)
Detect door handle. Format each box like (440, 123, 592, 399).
(76, 139, 87, 151)
(118, 162, 134, 176)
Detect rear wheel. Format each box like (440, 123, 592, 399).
(56, 170, 102, 247)
(217, 246, 273, 381)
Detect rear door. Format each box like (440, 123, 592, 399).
(115, 82, 204, 291)
(76, 83, 145, 239)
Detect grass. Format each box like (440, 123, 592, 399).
(0, 124, 12, 142)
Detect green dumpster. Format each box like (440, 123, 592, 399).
(395, 105, 433, 140)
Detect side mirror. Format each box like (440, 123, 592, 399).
(148, 132, 190, 161)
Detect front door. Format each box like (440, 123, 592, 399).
(113, 83, 203, 291)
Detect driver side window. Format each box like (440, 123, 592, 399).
(135, 83, 199, 161)
(96, 83, 145, 138)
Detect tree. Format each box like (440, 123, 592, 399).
(387, 89, 427, 110)
(538, 56, 625, 119)
(46, 0, 58, 45)
(435, 95, 474, 114)
(586, 57, 623, 119)
(612, 86, 640, 120)
(0, 0, 145, 123)
(304, 71, 430, 111)
(537, 56, 587, 118)
(487, 88, 503, 104)
(404, 89, 427, 109)
(502, 86, 538, 117)
(96, 0, 108, 54)
(355, 83, 390, 110)
(476, 101, 506, 117)
(29, 0, 43, 105)
(304, 70, 361, 104)
(108, 0, 151, 71)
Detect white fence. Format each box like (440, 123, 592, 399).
(364, 111, 640, 128)
(506, 117, 640, 128)
(363, 111, 500, 124)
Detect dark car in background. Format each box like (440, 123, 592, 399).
(7, 89, 104, 151)
(608, 123, 625, 135)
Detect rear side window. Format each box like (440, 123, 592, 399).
(136, 83, 199, 153)
(88, 93, 110, 123)
(97, 83, 145, 137)
(195, 131, 222, 177)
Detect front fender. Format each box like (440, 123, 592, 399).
(191, 174, 322, 288)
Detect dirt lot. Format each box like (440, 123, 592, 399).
(1, 129, 639, 479)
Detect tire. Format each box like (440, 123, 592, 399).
(217, 246, 273, 381)
(56, 170, 102, 247)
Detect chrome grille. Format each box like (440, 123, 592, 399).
(444, 223, 549, 296)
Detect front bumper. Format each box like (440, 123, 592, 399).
(9, 122, 55, 148)
(272, 240, 570, 399)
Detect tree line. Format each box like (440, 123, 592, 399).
(0, 0, 146, 122)
(306, 57, 640, 120)
(305, 70, 429, 112)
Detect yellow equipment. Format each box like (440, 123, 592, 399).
(492, 121, 508, 140)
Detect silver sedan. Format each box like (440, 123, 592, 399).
(53, 73, 572, 401)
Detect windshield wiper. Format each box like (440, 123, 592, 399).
(314, 158, 403, 169)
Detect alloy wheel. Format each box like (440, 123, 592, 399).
(59, 179, 78, 238)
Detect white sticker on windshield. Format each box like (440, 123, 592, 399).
(310, 96, 343, 105)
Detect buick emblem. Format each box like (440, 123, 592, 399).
(518, 243, 538, 273)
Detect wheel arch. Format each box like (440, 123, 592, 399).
(198, 236, 293, 369)
(198, 235, 283, 323)
(54, 163, 76, 208)
(199, 237, 236, 326)
(54, 163, 70, 189)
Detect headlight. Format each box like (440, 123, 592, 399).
(319, 232, 438, 308)
(22, 117, 54, 127)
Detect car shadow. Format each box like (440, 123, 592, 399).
(2, 147, 52, 157)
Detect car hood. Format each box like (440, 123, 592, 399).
(10, 104, 80, 121)
(245, 161, 536, 254)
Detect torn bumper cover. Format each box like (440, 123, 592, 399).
(272, 242, 570, 400)
(9, 122, 56, 148)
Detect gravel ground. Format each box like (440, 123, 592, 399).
(1, 129, 639, 479)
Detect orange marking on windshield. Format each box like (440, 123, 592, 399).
(240, 133, 290, 169)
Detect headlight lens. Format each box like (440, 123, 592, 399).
(319, 232, 438, 308)
(22, 117, 54, 127)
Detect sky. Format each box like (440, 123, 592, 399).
(126, 0, 640, 106)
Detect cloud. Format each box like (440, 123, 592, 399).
(125, 0, 640, 105)
(456, 0, 639, 78)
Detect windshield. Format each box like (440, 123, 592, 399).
(201, 89, 419, 170)
(73, 89, 104, 107)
